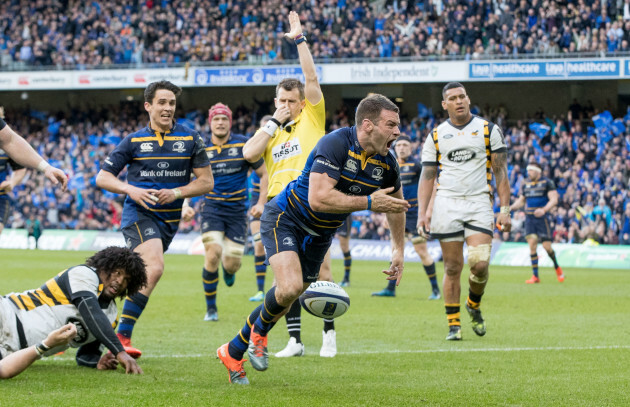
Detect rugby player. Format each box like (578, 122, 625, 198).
(96, 80, 213, 356)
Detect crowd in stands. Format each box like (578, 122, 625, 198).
(5, 0, 630, 70)
(2, 95, 630, 246)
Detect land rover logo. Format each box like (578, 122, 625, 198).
(349, 185, 361, 194)
(447, 149, 476, 162)
(157, 161, 169, 169)
(444, 134, 454, 139)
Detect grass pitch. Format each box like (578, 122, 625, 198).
(1, 248, 629, 406)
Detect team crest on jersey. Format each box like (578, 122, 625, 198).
(349, 185, 361, 194)
(272, 137, 302, 163)
(344, 159, 358, 173)
(283, 237, 294, 246)
(447, 148, 476, 163)
(157, 161, 169, 169)
(471, 130, 479, 137)
(144, 227, 156, 236)
(372, 167, 384, 181)
(140, 142, 153, 152)
(207, 151, 214, 159)
(172, 141, 186, 153)
(228, 147, 238, 156)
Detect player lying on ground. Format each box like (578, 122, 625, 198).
(0, 246, 146, 374)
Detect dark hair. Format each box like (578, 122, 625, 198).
(442, 82, 465, 99)
(144, 80, 182, 104)
(355, 93, 399, 125)
(276, 78, 305, 100)
(85, 247, 147, 298)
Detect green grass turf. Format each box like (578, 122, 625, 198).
(1, 248, 629, 406)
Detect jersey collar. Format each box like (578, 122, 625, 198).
(147, 121, 176, 147)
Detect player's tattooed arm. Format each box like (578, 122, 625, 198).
(421, 165, 437, 180)
(491, 150, 508, 186)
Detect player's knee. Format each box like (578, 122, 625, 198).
(443, 258, 463, 276)
(468, 244, 491, 283)
(222, 257, 242, 274)
(275, 280, 303, 304)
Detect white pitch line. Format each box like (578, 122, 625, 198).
(139, 344, 630, 359)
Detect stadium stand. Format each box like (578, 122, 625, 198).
(2, 95, 629, 245)
(2, 0, 630, 69)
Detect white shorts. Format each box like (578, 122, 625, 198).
(430, 195, 494, 242)
(0, 297, 20, 358)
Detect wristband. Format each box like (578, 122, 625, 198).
(35, 341, 51, 356)
(37, 160, 51, 173)
(172, 188, 182, 199)
(500, 206, 510, 215)
(366, 195, 372, 211)
(294, 32, 307, 45)
(262, 119, 280, 137)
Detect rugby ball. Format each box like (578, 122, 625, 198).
(299, 281, 350, 319)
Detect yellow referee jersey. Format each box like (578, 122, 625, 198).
(263, 97, 326, 198)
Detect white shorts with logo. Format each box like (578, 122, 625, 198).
(430, 195, 494, 242)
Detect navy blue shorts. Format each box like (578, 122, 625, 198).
(405, 210, 419, 238)
(201, 203, 247, 245)
(261, 201, 332, 283)
(248, 192, 261, 223)
(121, 213, 177, 252)
(0, 197, 10, 225)
(336, 215, 352, 238)
(525, 214, 552, 242)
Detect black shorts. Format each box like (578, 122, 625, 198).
(336, 215, 352, 238)
(0, 197, 10, 225)
(405, 210, 419, 238)
(261, 201, 332, 283)
(121, 213, 177, 252)
(525, 214, 552, 242)
(201, 203, 247, 245)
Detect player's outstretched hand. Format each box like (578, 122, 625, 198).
(284, 10, 303, 39)
(116, 351, 143, 374)
(44, 323, 77, 348)
(370, 187, 410, 213)
(383, 264, 403, 286)
(44, 166, 68, 191)
(97, 352, 119, 370)
(181, 205, 195, 222)
(127, 186, 159, 210)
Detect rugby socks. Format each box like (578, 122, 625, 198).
(424, 262, 439, 291)
(323, 319, 335, 333)
(530, 253, 539, 278)
(445, 303, 461, 328)
(253, 286, 283, 337)
(466, 289, 483, 310)
(202, 268, 219, 311)
(118, 292, 149, 339)
(386, 278, 397, 292)
(284, 300, 302, 343)
(548, 250, 560, 269)
(343, 250, 352, 282)
(228, 304, 262, 360)
(254, 255, 266, 292)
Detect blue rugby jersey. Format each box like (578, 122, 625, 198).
(275, 126, 401, 237)
(0, 148, 24, 199)
(203, 133, 264, 213)
(521, 178, 556, 215)
(398, 157, 421, 218)
(101, 123, 209, 227)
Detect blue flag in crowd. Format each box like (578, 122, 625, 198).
(592, 111, 613, 129)
(529, 122, 550, 139)
(417, 103, 429, 118)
